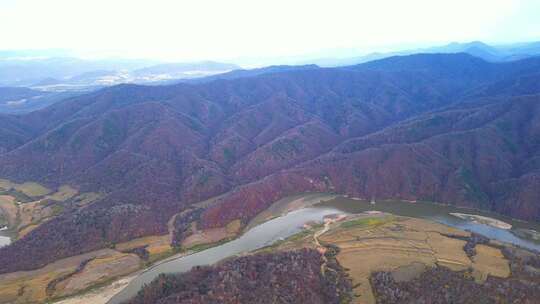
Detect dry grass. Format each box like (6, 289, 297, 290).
(0, 184, 94, 238)
(0, 179, 51, 197)
(115, 235, 170, 252)
(225, 219, 242, 234)
(182, 219, 243, 249)
(0, 248, 139, 304)
(16, 182, 51, 197)
(46, 186, 78, 202)
(471, 244, 510, 282)
(53, 253, 140, 298)
(0, 268, 75, 304)
(315, 216, 507, 304)
(114, 235, 173, 261)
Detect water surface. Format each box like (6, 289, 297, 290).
(318, 197, 540, 251)
(108, 206, 342, 304)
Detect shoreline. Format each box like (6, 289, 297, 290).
(30, 194, 540, 303)
(54, 275, 136, 304)
(450, 212, 513, 230)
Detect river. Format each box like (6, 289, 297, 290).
(107, 195, 540, 304)
(0, 226, 10, 248)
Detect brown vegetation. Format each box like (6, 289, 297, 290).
(0, 53, 540, 277)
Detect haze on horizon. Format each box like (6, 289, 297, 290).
(0, 0, 539, 63)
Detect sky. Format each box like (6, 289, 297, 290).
(0, 0, 539, 62)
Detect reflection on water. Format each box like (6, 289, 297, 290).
(108, 195, 540, 304)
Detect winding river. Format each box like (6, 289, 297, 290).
(107, 195, 540, 304)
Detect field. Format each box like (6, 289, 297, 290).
(0, 179, 102, 240)
(0, 231, 183, 304)
(0, 179, 51, 198)
(268, 214, 511, 304)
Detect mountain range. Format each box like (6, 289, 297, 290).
(0, 55, 239, 89)
(309, 40, 540, 67)
(0, 52, 539, 277)
(1, 40, 539, 115)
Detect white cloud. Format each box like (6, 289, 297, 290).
(0, 0, 537, 61)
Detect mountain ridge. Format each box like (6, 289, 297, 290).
(0, 53, 539, 275)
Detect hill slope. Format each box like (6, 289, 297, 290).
(0, 54, 539, 275)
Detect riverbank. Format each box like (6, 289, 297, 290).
(450, 213, 513, 229)
(112, 212, 535, 304)
(54, 276, 134, 304)
(4, 193, 539, 304)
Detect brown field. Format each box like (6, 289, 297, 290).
(0, 182, 100, 239)
(0, 249, 122, 304)
(18, 200, 55, 230)
(181, 219, 242, 250)
(471, 244, 510, 282)
(0, 247, 143, 304)
(303, 216, 510, 304)
(115, 234, 173, 261)
(0, 232, 187, 304)
(52, 253, 140, 298)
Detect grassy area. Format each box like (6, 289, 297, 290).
(340, 216, 393, 229)
(146, 249, 175, 265)
(182, 237, 233, 253)
(0, 179, 51, 198)
(46, 186, 78, 202)
(0, 188, 33, 203)
(256, 228, 317, 254)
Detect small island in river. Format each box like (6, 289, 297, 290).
(450, 213, 513, 230)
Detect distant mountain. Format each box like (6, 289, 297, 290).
(0, 56, 155, 86)
(0, 54, 239, 89)
(184, 64, 319, 83)
(500, 41, 540, 57)
(312, 40, 540, 67)
(0, 87, 44, 102)
(0, 55, 243, 113)
(0, 53, 540, 276)
(0, 87, 48, 113)
(424, 41, 503, 61)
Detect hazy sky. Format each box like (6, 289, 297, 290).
(1, 0, 539, 61)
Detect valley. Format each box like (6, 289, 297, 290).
(0, 53, 540, 303)
(1, 191, 537, 304)
(105, 195, 539, 304)
(2, 1, 540, 302)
